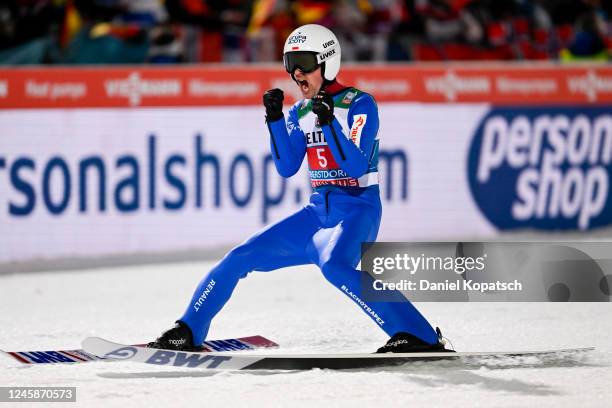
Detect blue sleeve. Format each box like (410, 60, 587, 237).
(321, 93, 379, 178)
(266, 104, 306, 178)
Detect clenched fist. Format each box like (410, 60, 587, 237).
(312, 91, 334, 125)
(263, 88, 284, 122)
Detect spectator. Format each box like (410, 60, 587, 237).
(0, 0, 610, 64)
(165, 0, 252, 62)
(0, 0, 65, 64)
(333, 0, 405, 61)
(386, 0, 427, 60)
(558, 0, 610, 60)
(61, 0, 151, 64)
(246, 0, 294, 62)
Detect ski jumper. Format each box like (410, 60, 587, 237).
(180, 85, 438, 346)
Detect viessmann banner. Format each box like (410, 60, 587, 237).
(0, 65, 611, 263)
(1, 65, 612, 107)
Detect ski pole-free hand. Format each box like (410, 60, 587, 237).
(312, 91, 334, 126)
(263, 88, 284, 122)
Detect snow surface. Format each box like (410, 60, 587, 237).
(1, 261, 611, 408)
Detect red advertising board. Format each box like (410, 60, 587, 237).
(1, 64, 611, 108)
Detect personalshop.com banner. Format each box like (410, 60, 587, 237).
(0, 65, 611, 264)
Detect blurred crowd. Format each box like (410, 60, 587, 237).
(0, 0, 611, 64)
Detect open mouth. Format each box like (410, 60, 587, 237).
(298, 80, 309, 94)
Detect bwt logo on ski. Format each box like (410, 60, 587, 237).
(468, 107, 612, 231)
(146, 350, 232, 368)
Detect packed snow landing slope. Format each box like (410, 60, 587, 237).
(1, 261, 610, 407)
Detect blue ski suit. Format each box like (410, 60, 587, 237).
(180, 85, 438, 346)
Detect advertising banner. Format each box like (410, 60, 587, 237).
(1, 64, 612, 108)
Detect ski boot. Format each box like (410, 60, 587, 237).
(147, 321, 202, 351)
(376, 327, 455, 353)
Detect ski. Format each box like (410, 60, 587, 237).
(1, 335, 278, 365)
(82, 337, 594, 371)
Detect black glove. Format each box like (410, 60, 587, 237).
(263, 88, 284, 122)
(312, 91, 334, 126)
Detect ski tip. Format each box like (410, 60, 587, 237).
(1, 350, 32, 364)
(240, 335, 279, 349)
(0, 350, 20, 363)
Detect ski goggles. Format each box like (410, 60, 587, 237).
(284, 51, 319, 74)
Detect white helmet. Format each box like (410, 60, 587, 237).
(283, 24, 341, 81)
